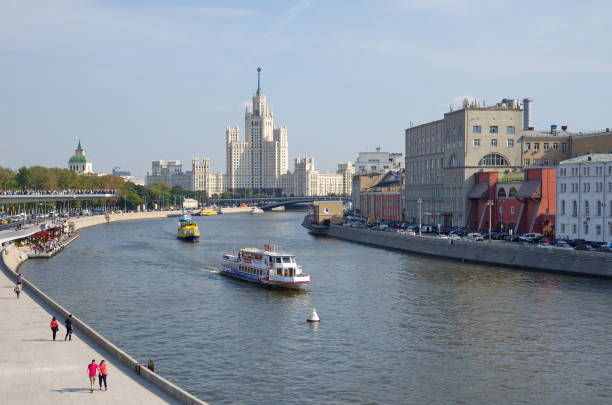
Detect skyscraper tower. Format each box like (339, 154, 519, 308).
(226, 67, 288, 194)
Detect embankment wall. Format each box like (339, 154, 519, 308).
(317, 225, 612, 277)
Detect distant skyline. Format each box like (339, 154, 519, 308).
(2, 0, 612, 178)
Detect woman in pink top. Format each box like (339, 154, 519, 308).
(87, 359, 98, 393)
(49, 317, 59, 341)
(98, 360, 108, 391)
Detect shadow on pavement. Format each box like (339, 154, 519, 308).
(52, 388, 92, 393)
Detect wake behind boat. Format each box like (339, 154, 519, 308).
(221, 245, 310, 289)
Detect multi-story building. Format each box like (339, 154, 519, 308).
(405, 98, 527, 226)
(145, 158, 224, 195)
(68, 141, 93, 174)
(555, 154, 612, 243)
(279, 158, 354, 196)
(359, 170, 403, 221)
(520, 127, 612, 167)
(226, 68, 289, 195)
(355, 148, 403, 174)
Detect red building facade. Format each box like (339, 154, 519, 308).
(467, 168, 556, 236)
(359, 171, 403, 222)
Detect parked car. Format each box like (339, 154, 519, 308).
(505, 235, 521, 242)
(553, 242, 573, 250)
(465, 233, 484, 241)
(448, 234, 462, 241)
(519, 233, 543, 243)
(575, 244, 595, 251)
(597, 246, 612, 253)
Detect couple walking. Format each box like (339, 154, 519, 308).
(49, 314, 73, 341)
(87, 359, 109, 392)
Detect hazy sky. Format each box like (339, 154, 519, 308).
(2, 0, 611, 178)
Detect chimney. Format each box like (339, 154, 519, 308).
(522, 98, 532, 130)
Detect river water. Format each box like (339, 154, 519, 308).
(19, 212, 612, 404)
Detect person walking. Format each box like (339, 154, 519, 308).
(64, 314, 73, 341)
(98, 360, 108, 391)
(13, 283, 20, 299)
(50, 317, 59, 341)
(87, 359, 98, 393)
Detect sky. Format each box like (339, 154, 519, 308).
(1, 0, 611, 178)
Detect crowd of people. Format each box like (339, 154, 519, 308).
(0, 189, 118, 195)
(21, 227, 74, 256)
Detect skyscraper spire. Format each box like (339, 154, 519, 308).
(256, 67, 262, 95)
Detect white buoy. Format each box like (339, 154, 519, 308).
(307, 308, 320, 322)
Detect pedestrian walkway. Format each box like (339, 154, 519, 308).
(0, 268, 180, 405)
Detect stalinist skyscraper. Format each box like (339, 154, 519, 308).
(226, 67, 288, 195)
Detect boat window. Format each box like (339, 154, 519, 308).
(282, 257, 291, 263)
(277, 269, 282, 276)
(276, 257, 282, 263)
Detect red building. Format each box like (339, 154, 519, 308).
(467, 168, 556, 236)
(359, 171, 402, 222)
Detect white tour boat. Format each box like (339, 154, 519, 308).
(221, 245, 310, 289)
(250, 207, 264, 214)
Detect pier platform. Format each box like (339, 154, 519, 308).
(0, 267, 179, 405)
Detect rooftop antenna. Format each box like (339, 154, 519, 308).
(256, 67, 262, 94)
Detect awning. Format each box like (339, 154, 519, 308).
(517, 180, 541, 199)
(468, 182, 490, 199)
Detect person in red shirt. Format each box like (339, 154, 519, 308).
(87, 359, 98, 393)
(98, 360, 108, 391)
(49, 317, 59, 341)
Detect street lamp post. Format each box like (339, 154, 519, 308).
(417, 198, 423, 236)
(487, 200, 494, 241)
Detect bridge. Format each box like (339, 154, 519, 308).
(209, 196, 350, 211)
(0, 192, 119, 204)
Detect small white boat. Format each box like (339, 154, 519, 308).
(221, 245, 310, 289)
(250, 207, 264, 214)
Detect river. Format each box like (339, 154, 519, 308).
(19, 211, 612, 404)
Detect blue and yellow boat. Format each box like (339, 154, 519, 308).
(177, 214, 200, 242)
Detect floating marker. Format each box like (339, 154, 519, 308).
(307, 308, 320, 322)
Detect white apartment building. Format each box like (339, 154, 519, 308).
(226, 68, 289, 195)
(145, 158, 224, 196)
(279, 158, 354, 196)
(555, 154, 612, 243)
(355, 148, 403, 174)
(405, 98, 528, 226)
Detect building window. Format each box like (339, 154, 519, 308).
(583, 182, 590, 192)
(534, 143, 540, 151)
(584, 223, 589, 235)
(490, 126, 498, 134)
(562, 143, 567, 151)
(572, 201, 577, 217)
(561, 224, 566, 233)
(544, 160, 549, 166)
(497, 188, 506, 198)
(507, 139, 514, 147)
(478, 153, 509, 166)
(506, 126, 515, 134)
(510, 206, 515, 215)
(597, 201, 602, 216)
(473, 139, 480, 147)
(553, 143, 559, 150)
(525, 159, 530, 165)
(561, 200, 566, 215)
(596, 225, 602, 236)
(553, 160, 558, 165)
(509, 187, 517, 197)
(473, 125, 481, 134)
(543, 143, 550, 150)
(491, 139, 498, 147)
(525, 142, 531, 150)
(572, 224, 577, 234)
(585, 201, 590, 216)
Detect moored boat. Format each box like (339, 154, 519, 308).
(250, 207, 264, 215)
(221, 245, 310, 289)
(200, 208, 219, 216)
(177, 214, 200, 242)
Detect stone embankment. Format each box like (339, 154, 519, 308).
(1, 209, 208, 404)
(305, 221, 612, 277)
